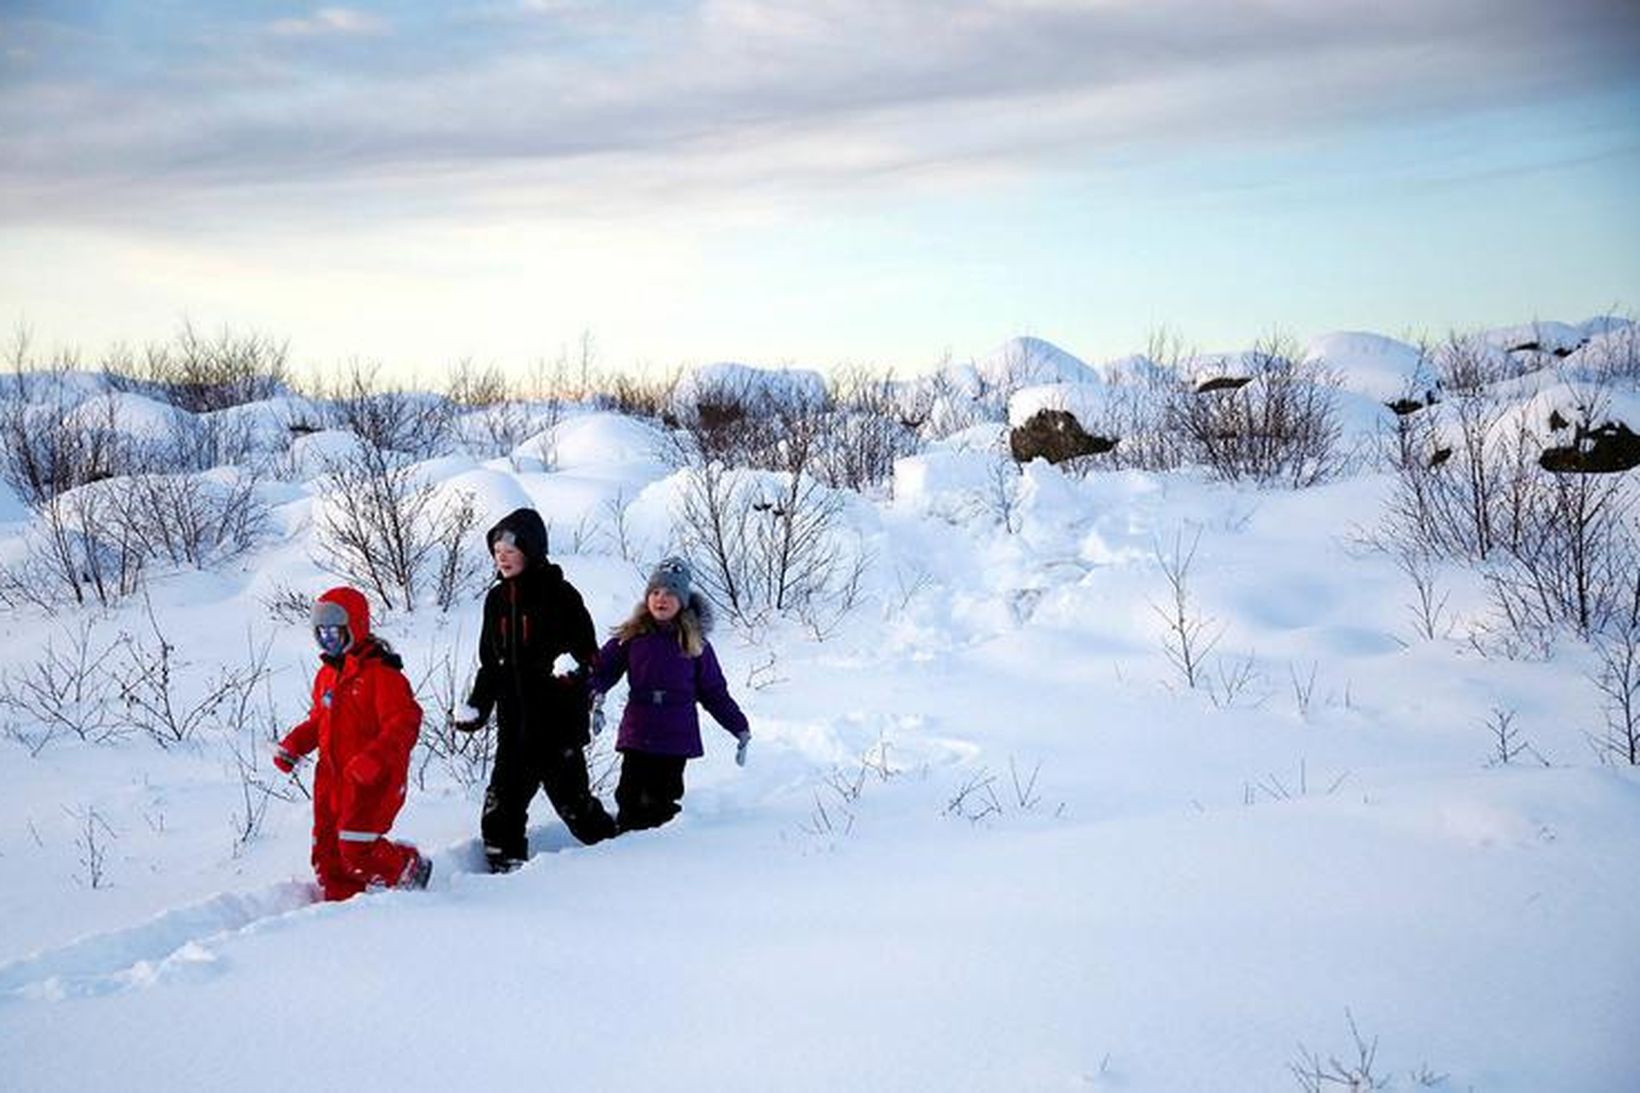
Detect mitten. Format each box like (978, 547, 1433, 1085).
(734, 730, 750, 768)
(449, 702, 485, 733)
(589, 692, 606, 738)
(272, 745, 300, 774)
(345, 753, 382, 787)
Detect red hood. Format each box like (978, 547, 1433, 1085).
(317, 586, 371, 644)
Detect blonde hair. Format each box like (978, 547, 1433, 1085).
(612, 599, 704, 657)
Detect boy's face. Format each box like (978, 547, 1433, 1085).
(493, 540, 526, 579)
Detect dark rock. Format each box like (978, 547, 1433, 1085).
(1009, 409, 1117, 464)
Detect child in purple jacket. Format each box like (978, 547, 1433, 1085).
(588, 557, 750, 832)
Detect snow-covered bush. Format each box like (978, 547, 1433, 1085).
(1166, 337, 1345, 488)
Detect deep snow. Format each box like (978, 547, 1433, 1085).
(2, 330, 1638, 1091)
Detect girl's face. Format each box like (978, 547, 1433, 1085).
(647, 587, 681, 622)
(493, 540, 527, 579)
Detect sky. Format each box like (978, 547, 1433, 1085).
(1, 1, 1638, 381)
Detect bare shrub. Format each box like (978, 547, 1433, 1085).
(598, 368, 676, 421)
(1482, 467, 1636, 640)
(1376, 343, 1640, 653)
(1167, 335, 1344, 488)
(108, 322, 290, 412)
(327, 359, 455, 459)
(674, 462, 863, 626)
(1481, 706, 1546, 767)
(0, 367, 129, 506)
(1151, 528, 1222, 689)
(0, 621, 124, 752)
(105, 470, 268, 569)
(67, 804, 117, 889)
(112, 597, 276, 749)
(0, 487, 145, 609)
(1591, 610, 1640, 765)
(313, 442, 483, 614)
(818, 367, 924, 491)
(410, 641, 495, 791)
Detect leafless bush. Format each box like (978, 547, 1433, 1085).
(1381, 381, 1521, 561)
(943, 755, 1058, 823)
(1591, 613, 1640, 765)
(1289, 1010, 1386, 1093)
(1289, 1009, 1450, 1092)
(1074, 329, 1190, 473)
(1243, 760, 1350, 804)
(1289, 661, 1319, 719)
(313, 444, 480, 613)
(1481, 706, 1546, 767)
(444, 358, 513, 408)
(1167, 335, 1344, 488)
(104, 470, 268, 569)
(1393, 545, 1455, 642)
(1377, 350, 1640, 651)
(1569, 319, 1640, 384)
(430, 489, 486, 612)
(1206, 652, 1268, 709)
(326, 359, 455, 459)
(1433, 331, 1526, 395)
(1481, 467, 1637, 641)
(260, 582, 317, 626)
(0, 368, 129, 506)
(675, 463, 863, 625)
(598, 368, 676, 421)
(817, 367, 924, 491)
(112, 597, 276, 749)
(108, 322, 290, 412)
(221, 648, 292, 854)
(67, 804, 117, 889)
(1151, 528, 1222, 689)
(0, 620, 124, 752)
(410, 641, 494, 790)
(0, 487, 145, 609)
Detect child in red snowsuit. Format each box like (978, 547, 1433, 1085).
(274, 586, 431, 901)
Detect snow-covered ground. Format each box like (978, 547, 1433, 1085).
(2, 330, 1638, 1092)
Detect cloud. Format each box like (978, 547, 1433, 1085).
(1, 0, 1636, 225)
(266, 7, 389, 38)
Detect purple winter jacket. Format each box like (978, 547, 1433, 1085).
(589, 625, 748, 758)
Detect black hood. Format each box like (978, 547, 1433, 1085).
(486, 507, 550, 567)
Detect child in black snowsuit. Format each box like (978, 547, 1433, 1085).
(452, 508, 616, 872)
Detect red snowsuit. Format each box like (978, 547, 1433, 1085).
(277, 587, 423, 901)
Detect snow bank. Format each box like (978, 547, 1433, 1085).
(1305, 331, 1432, 401)
(974, 336, 1097, 389)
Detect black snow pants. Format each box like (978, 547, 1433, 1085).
(482, 741, 616, 865)
(614, 751, 689, 832)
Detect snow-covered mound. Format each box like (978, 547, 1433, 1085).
(1483, 320, 1588, 356)
(288, 427, 368, 478)
(1305, 331, 1433, 402)
(975, 336, 1098, 390)
(517, 410, 671, 474)
(199, 395, 327, 455)
(63, 390, 189, 442)
(1094, 353, 1173, 386)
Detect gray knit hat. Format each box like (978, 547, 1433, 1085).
(646, 556, 693, 602)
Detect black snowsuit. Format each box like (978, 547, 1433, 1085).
(465, 508, 616, 866)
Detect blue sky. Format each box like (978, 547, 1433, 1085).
(1, 1, 1637, 380)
